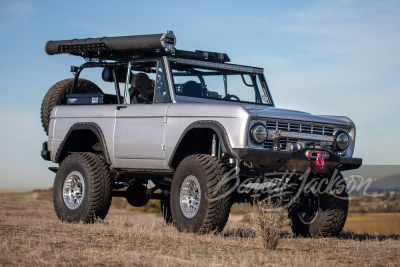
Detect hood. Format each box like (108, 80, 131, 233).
(243, 105, 349, 126)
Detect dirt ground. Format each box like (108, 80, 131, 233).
(1, 196, 399, 266)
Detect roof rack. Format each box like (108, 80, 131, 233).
(45, 30, 230, 63)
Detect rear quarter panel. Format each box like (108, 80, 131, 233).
(48, 105, 117, 164)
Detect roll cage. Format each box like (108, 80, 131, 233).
(68, 57, 274, 106)
(50, 31, 274, 106)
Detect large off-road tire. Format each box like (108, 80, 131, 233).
(53, 152, 113, 223)
(161, 198, 173, 224)
(289, 172, 349, 237)
(41, 78, 102, 135)
(170, 154, 233, 233)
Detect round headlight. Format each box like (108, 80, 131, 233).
(336, 132, 349, 150)
(250, 124, 268, 145)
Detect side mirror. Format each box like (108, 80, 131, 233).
(138, 93, 151, 104)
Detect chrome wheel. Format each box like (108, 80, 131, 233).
(180, 175, 201, 218)
(63, 171, 85, 210)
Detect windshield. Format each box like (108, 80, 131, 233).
(170, 60, 273, 105)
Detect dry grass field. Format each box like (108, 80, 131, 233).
(1, 193, 399, 266)
(344, 213, 400, 235)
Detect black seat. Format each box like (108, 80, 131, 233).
(182, 81, 203, 96)
(129, 73, 153, 103)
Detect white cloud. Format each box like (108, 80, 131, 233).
(273, 1, 400, 109)
(69, 20, 129, 37)
(2, 1, 34, 19)
(229, 14, 269, 25)
(281, 1, 400, 57)
(0, 1, 34, 33)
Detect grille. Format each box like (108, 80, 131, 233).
(265, 121, 335, 135)
(264, 120, 335, 151)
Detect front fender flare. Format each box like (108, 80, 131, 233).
(168, 120, 236, 168)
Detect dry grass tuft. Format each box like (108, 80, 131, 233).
(249, 200, 284, 249)
(223, 224, 256, 238)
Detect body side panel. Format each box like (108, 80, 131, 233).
(113, 103, 169, 160)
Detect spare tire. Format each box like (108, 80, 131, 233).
(40, 78, 102, 135)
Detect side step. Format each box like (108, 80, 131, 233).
(49, 167, 58, 173)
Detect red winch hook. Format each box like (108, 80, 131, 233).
(316, 152, 324, 169)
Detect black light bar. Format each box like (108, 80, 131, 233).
(45, 30, 176, 56)
(174, 50, 230, 63)
(174, 58, 263, 74)
(44, 31, 232, 63)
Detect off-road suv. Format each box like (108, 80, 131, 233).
(41, 31, 362, 237)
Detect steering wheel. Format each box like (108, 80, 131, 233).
(223, 94, 240, 101)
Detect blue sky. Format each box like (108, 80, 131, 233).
(0, 0, 399, 190)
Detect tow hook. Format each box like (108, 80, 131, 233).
(315, 152, 324, 169)
(305, 150, 329, 169)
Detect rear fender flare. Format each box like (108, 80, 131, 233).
(55, 122, 111, 164)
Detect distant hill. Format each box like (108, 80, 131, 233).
(365, 174, 400, 192)
(342, 165, 400, 193)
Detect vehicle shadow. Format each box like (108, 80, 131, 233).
(223, 226, 256, 238)
(223, 228, 400, 241)
(338, 231, 400, 241)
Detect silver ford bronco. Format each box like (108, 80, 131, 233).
(41, 31, 362, 237)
